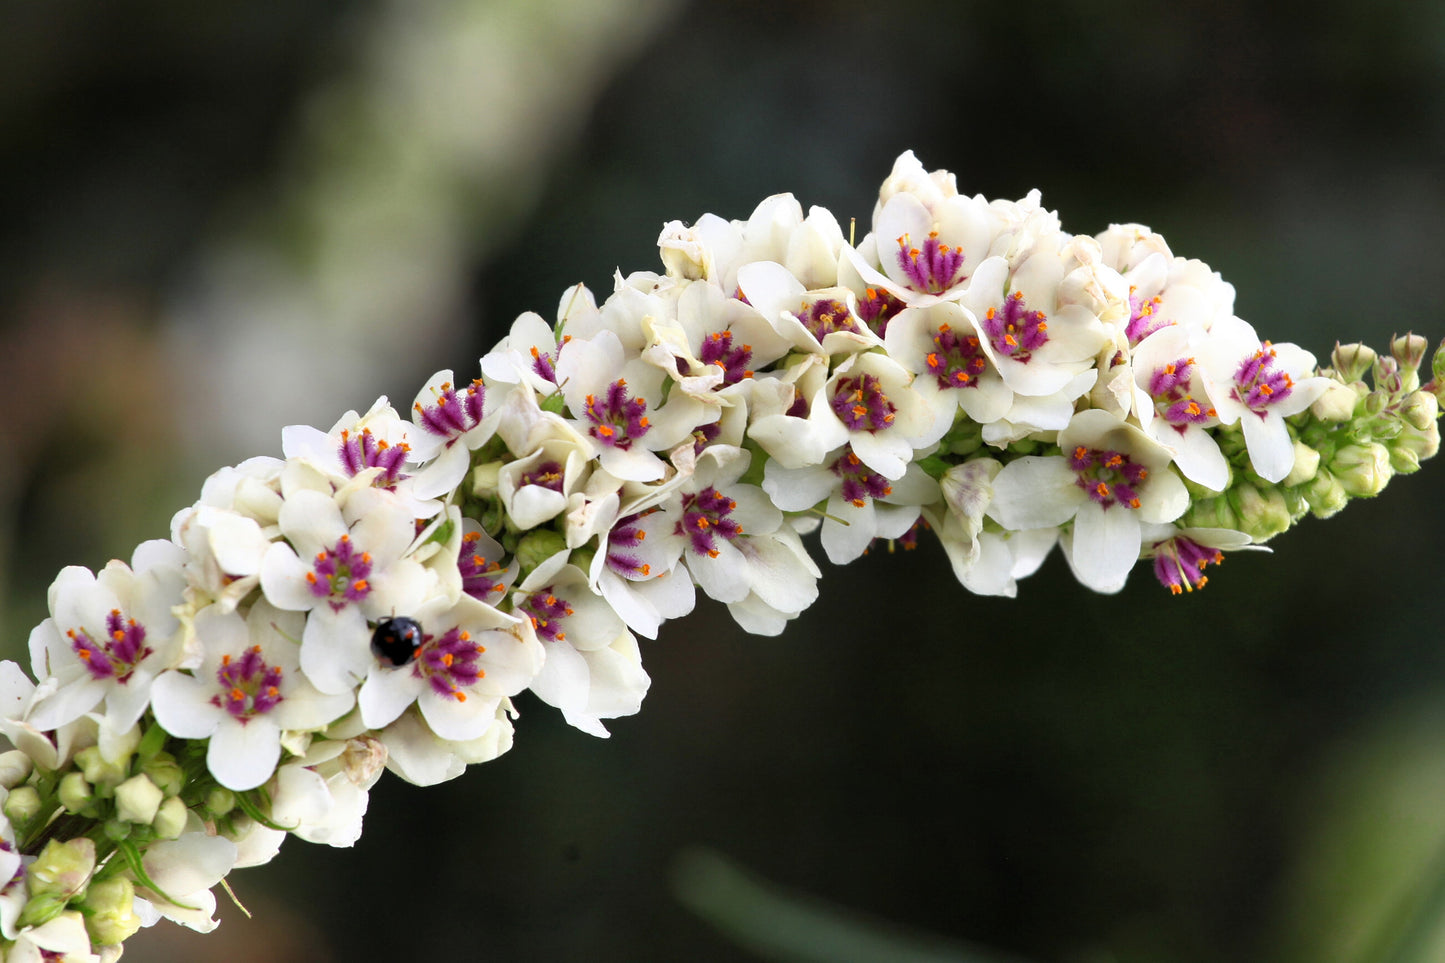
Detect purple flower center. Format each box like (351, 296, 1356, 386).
(981, 291, 1049, 362)
(1147, 357, 1216, 430)
(794, 298, 861, 343)
(414, 380, 486, 442)
(520, 461, 565, 493)
(338, 428, 410, 489)
(1125, 287, 1171, 345)
(676, 487, 743, 559)
(585, 379, 650, 450)
(858, 286, 905, 337)
(415, 627, 485, 701)
(696, 330, 753, 385)
(68, 609, 152, 682)
(925, 322, 989, 390)
(895, 230, 967, 294)
(1069, 445, 1148, 510)
(519, 590, 573, 643)
(830, 373, 897, 432)
(1152, 535, 1224, 594)
(211, 646, 284, 722)
(1232, 343, 1295, 416)
(529, 341, 564, 384)
(306, 534, 373, 612)
(690, 422, 722, 456)
(459, 532, 508, 601)
(830, 447, 893, 507)
(606, 513, 652, 578)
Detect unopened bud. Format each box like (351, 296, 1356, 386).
(205, 787, 236, 818)
(152, 796, 188, 840)
(0, 751, 32, 789)
(1332, 342, 1377, 382)
(1372, 356, 1404, 396)
(470, 461, 502, 499)
(1401, 391, 1440, 432)
(1392, 333, 1429, 391)
(1182, 494, 1239, 532)
(1391, 422, 1440, 473)
(81, 876, 142, 946)
(1310, 380, 1360, 423)
(4, 785, 41, 825)
(1281, 441, 1321, 487)
(58, 772, 93, 814)
(27, 838, 95, 902)
(1331, 442, 1393, 497)
(114, 774, 163, 825)
(1302, 468, 1349, 519)
(1228, 483, 1293, 541)
(141, 752, 184, 798)
(515, 530, 568, 576)
(75, 746, 127, 788)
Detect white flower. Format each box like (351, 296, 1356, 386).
(269, 736, 384, 847)
(763, 444, 939, 565)
(1200, 316, 1333, 483)
(959, 249, 1107, 398)
(374, 702, 514, 787)
(357, 594, 542, 742)
(884, 300, 1013, 439)
(259, 487, 438, 695)
(150, 604, 355, 791)
(1128, 323, 1229, 491)
(132, 833, 238, 933)
(281, 396, 440, 520)
(987, 409, 1189, 592)
(27, 541, 187, 734)
(406, 370, 499, 499)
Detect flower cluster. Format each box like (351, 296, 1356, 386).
(0, 151, 1438, 960)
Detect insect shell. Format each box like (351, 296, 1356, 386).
(371, 616, 424, 667)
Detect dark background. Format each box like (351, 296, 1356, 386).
(4, 1, 1445, 960)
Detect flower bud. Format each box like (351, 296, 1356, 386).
(152, 795, 188, 840)
(75, 746, 127, 788)
(515, 530, 568, 576)
(81, 876, 142, 947)
(0, 751, 32, 789)
(1281, 441, 1321, 487)
(1392, 333, 1429, 390)
(1310, 380, 1360, 423)
(59, 772, 93, 814)
(1400, 390, 1440, 431)
(4, 785, 41, 825)
(1331, 442, 1393, 497)
(470, 461, 502, 499)
(1372, 356, 1404, 397)
(27, 838, 95, 901)
(1332, 342, 1377, 382)
(657, 220, 710, 280)
(1302, 468, 1349, 519)
(1182, 495, 1239, 532)
(1228, 483, 1293, 542)
(205, 787, 236, 818)
(1391, 422, 1440, 473)
(141, 752, 185, 798)
(114, 774, 163, 825)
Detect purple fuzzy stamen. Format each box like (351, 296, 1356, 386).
(830, 447, 893, 507)
(459, 532, 508, 601)
(925, 322, 989, 390)
(1152, 535, 1224, 594)
(1147, 357, 1216, 430)
(415, 627, 485, 701)
(415, 380, 486, 440)
(894, 231, 967, 294)
(519, 590, 573, 644)
(1125, 288, 1172, 345)
(606, 513, 653, 578)
(1232, 343, 1295, 416)
(794, 298, 862, 343)
(306, 535, 373, 612)
(675, 487, 743, 558)
(831, 374, 897, 432)
(67, 608, 153, 683)
(585, 379, 650, 450)
(696, 331, 753, 385)
(858, 286, 905, 337)
(211, 646, 285, 722)
(338, 428, 410, 489)
(1069, 445, 1148, 510)
(980, 291, 1049, 363)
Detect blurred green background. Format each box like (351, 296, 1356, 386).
(5, 0, 1445, 960)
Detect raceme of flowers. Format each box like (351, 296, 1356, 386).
(0, 150, 1439, 960)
